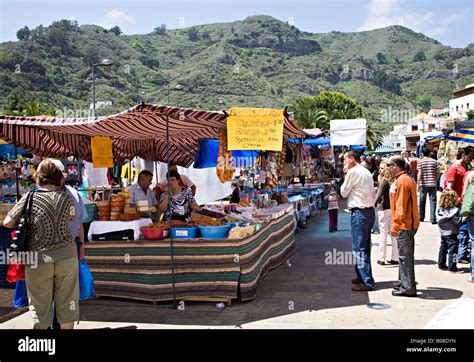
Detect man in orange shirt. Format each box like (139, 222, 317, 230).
(387, 156, 420, 297)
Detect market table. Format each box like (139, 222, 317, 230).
(85, 208, 296, 304)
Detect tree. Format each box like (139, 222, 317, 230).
(376, 52, 386, 64)
(154, 24, 166, 35)
(416, 95, 431, 112)
(413, 51, 426, 62)
(5, 99, 55, 117)
(187, 28, 198, 41)
(30, 25, 45, 40)
(467, 109, 474, 120)
(288, 98, 329, 129)
(17, 26, 31, 41)
(109, 26, 122, 36)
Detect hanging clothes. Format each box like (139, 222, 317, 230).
(216, 128, 235, 183)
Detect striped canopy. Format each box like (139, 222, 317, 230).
(0, 104, 307, 167)
(448, 120, 474, 145)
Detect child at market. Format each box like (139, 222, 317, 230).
(437, 189, 464, 272)
(325, 185, 340, 232)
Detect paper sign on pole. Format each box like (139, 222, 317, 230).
(227, 108, 284, 151)
(330, 119, 367, 146)
(91, 136, 113, 168)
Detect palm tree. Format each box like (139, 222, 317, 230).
(7, 100, 55, 117)
(289, 98, 329, 129)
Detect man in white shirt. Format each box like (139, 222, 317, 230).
(340, 150, 377, 291)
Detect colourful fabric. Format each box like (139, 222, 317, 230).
(85, 211, 295, 302)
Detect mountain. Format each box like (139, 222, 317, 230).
(1, 15, 473, 123)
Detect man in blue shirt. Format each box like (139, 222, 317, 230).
(129, 170, 158, 210)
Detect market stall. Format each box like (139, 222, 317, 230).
(0, 104, 307, 302)
(85, 205, 295, 303)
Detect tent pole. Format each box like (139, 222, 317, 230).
(166, 114, 177, 308)
(13, 125, 20, 200)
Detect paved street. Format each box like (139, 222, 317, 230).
(1, 200, 473, 329)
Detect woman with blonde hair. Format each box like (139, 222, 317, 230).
(374, 161, 399, 265)
(4, 159, 79, 329)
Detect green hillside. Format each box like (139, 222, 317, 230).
(1, 15, 473, 122)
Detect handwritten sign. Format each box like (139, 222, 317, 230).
(91, 136, 113, 168)
(227, 108, 284, 151)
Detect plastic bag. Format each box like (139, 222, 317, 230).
(6, 263, 25, 283)
(79, 260, 95, 301)
(13, 280, 28, 308)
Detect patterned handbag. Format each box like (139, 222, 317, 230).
(9, 190, 36, 255)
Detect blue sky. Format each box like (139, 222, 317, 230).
(1, 0, 473, 47)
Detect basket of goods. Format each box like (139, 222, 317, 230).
(227, 217, 241, 228)
(141, 222, 169, 240)
(197, 224, 231, 239)
(227, 225, 255, 240)
(169, 220, 198, 239)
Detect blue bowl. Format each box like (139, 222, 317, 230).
(198, 225, 231, 239)
(171, 227, 199, 239)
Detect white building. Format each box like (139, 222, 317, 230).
(387, 124, 407, 149)
(89, 101, 112, 110)
(449, 83, 474, 119)
(404, 112, 446, 151)
(428, 108, 449, 117)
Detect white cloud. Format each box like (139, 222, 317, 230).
(428, 27, 449, 37)
(98, 9, 136, 29)
(357, 0, 437, 35)
(442, 9, 469, 25)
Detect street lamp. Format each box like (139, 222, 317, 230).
(92, 58, 113, 117)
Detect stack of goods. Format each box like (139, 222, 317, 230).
(121, 205, 140, 221)
(110, 194, 126, 221)
(136, 200, 156, 214)
(0, 203, 14, 222)
(96, 200, 111, 221)
(117, 192, 131, 204)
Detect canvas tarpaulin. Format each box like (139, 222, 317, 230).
(330, 119, 367, 146)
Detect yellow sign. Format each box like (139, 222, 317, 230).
(91, 136, 113, 168)
(227, 108, 284, 151)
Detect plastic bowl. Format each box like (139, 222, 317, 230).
(171, 227, 199, 239)
(141, 227, 169, 240)
(198, 225, 231, 239)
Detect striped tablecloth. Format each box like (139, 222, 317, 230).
(85, 211, 295, 302)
